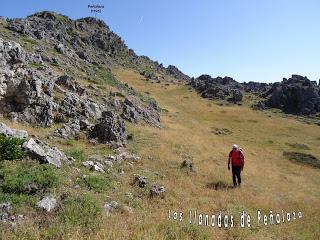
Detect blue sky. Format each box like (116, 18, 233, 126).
(1, 0, 319, 83)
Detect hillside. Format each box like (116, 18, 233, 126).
(0, 12, 320, 240)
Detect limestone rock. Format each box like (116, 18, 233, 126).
(37, 196, 57, 212)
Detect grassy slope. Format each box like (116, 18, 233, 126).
(91, 68, 320, 240)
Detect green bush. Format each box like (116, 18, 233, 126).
(0, 134, 25, 160)
(0, 163, 60, 194)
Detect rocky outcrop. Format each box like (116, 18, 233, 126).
(166, 65, 190, 81)
(0, 38, 55, 127)
(242, 81, 271, 93)
(253, 75, 320, 115)
(121, 97, 161, 128)
(190, 75, 243, 103)
(89, 111, 127, 146)
(5, 11, 188, 81)
(54, 119, 80, 139)
(1, 12, 164, 134)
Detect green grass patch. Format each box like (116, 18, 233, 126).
(61, 194, 102, 229)
(0, 192, 34, 208)
(91, 66, 120, 87)
(77, 173, 115, 193)
(65, 149, 87, 162)
(0, 161, 60, 194)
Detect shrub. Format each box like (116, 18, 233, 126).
(0, 134, 25, 160)
(0, 163, 60, 194)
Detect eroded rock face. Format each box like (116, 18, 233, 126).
(254, 75, 320, 115)
(54, 119, 80, 139)
(0, 38, 55, 127)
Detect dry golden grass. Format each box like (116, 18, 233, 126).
(89, 68, 320, 240)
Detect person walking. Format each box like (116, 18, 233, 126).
(228, 144, 245, 188)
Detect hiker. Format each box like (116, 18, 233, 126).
(228, 144, 244, 187)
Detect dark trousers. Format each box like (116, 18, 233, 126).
(232, 166, 242, 187)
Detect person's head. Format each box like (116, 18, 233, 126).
(232, 144, 239, 151)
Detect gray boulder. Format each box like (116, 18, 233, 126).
(0, 39, 26, 65)
(0, 202, 11, 222)
(103, 201, 119, 216)
(0, 202, 24, 226)
(134, 175, 147, 188)
(27, 53, 43, 65)
(89, 111, 127, 145)
(150, 185, 166, 197)
(0, 122, 28, 139)
(82, 160, 105, 172)
(114, 147, 140, 162)
(22, 138, 68, 168)
(37, 196, 57, 212)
